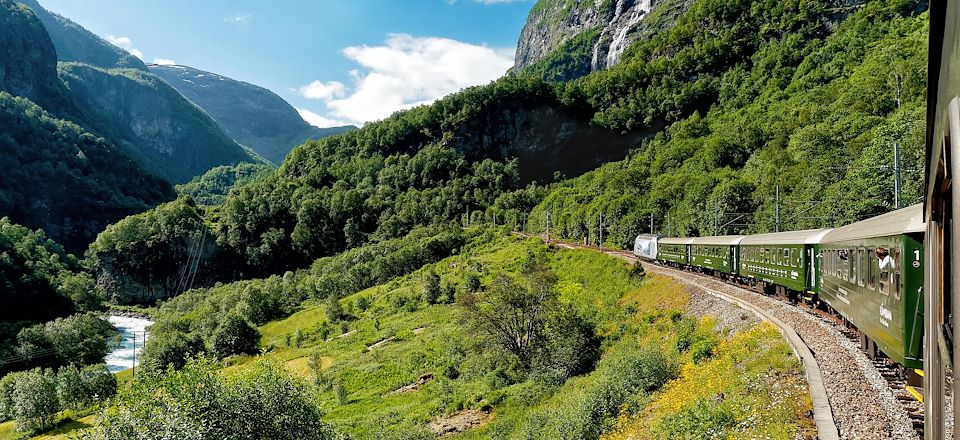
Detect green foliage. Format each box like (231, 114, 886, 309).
(420, 268, 442, 305)
(524, 27, 603, 82)
(4, 367, 60, 433)
(55, 363, 116, 411)
(87, 197, 233, 304)
(0, 92, 173, 252)
(13, 312, 116, 370)
(529, 0, 929, 245)
(175, 163, 274, 206)
(141, 225, 477, 371)
(210, 314, 261, 359)
(78, 358, 344, 440)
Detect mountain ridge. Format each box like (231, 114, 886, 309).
(148, 63, 354, 164)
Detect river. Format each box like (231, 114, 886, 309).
(105, 315, 153, 373)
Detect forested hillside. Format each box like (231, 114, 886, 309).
(527, 0, 928, 246)
(149, 64, 355, 164)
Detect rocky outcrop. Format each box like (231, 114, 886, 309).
(514, 0, 692, 78)
(0, 2, 65, 110)
(149, 64, 354, 164)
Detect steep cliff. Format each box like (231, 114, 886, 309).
(0, 1, 67, 110)
(514, 0, 691, 80)
(58, 63, 258, 183)
(149, 64, 354, 164)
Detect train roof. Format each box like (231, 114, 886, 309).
(740, 228, 833, 246)
(635, 234, 661, 240)
(689, 235, 745, 245)
(659, 237, 695, 245)
(820, 204, 925, 243)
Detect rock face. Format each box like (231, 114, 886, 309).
(149, 64, 354, 164)
(513, 0, 692, 78)
(58, 63, 257, 183)
(0, 2, 64, 109)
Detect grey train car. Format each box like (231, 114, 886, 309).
(633, 234, 662, 261)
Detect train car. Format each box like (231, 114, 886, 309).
(923, 0, 958, 434)
(688, 235, 743, 276)
(738, 229, 831, 298)
(818, 204, 925, 371)
(633, 234, 661, 260)
(657, 237, 692, 266)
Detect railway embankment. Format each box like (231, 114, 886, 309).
(554, 242, 919, 440)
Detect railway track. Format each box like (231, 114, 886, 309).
(547, 240, 921, 439)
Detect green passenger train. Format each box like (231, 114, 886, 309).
(634, 203, 925, 376)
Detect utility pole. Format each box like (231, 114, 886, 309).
(522, 211, 528, 233)
(667, 213, 671, 237)
(598, 212, 603, 250)
(545, 211, 551, 243)
(132, 331, 136, 377)
(894, 142, 902, 209)
(775, 185, 781, 233)
(650, 213, 654, 234)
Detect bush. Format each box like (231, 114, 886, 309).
(210, 314, 260, 359)
(14, 312, 116, 370)
(78, 359, 343, 440)
(56, 363, 116, 411)
(141, 330, 204, 371)
(325, 296, 343, 323)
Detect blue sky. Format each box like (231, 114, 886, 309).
(37, 0, 534, 126)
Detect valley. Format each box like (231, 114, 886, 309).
(0, 0, 940, 438)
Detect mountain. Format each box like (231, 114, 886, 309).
(16, 0, 147, 71)
(513, 0, 693, 81)
(15, 0, 260, 183)
(0, 0, 172, 252)
(149, 64, 355, 164)
(58, 63, 259, 183)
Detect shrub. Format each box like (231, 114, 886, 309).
(78, 359, 343, 440)
(141, 330, 204, 371)
(56, 363, 116, 410)
(325, 296, 343, 323)
(210, 314, 260, 359)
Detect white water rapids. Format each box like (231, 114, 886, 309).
(104, 315, 152, 372)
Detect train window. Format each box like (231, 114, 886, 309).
(858, 248, 866, 286)
(850, 248, 858, 284)
(867, 251, 876, 291)
(783, 248, 789, 266)
(892, 248, 901, 300)
(879, 249, 890, 295)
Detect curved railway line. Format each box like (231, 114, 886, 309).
(551, 240, 921, 439)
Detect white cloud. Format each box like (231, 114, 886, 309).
(297, 108, 351, 128)
(106, 35, 143, 60)
(297, 34, 514, 125)
(153, 58, 177, 66)
(297, 80, 346, 101)
(224, 14, 251, 24)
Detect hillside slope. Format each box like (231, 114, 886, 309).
(527, 0, 929, 245)
(149, 64, 354, 164)
(58, 63, 258, 183)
